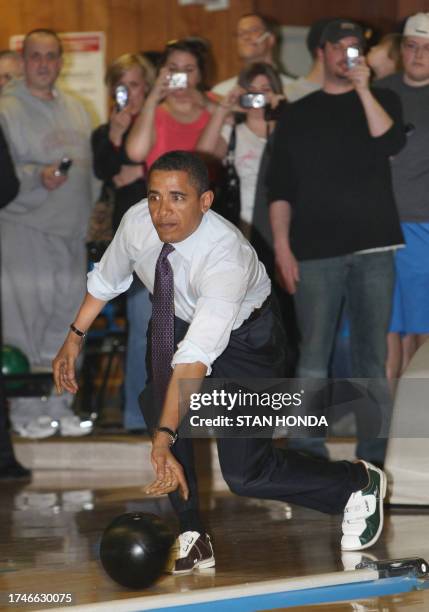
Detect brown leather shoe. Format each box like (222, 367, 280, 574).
(167, 531, 215, 574)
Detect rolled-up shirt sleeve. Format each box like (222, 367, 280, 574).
(87, 211, 135, 300)
(371, 88, 406, 156)
(172, 257, 251, 375)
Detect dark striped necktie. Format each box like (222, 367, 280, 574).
(151, 243, 175, 402)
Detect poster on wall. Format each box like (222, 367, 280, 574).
(9, 32, 106, 125)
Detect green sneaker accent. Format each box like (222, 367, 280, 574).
(341, 462, 387, 551)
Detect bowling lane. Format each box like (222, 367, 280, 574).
(1, 471, 429, 611)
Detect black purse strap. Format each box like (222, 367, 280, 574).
(227, 122, 237, 156)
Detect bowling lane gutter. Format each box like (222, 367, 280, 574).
(35, 568, 380, 611)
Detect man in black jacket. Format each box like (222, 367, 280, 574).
(267, 20, 406, 465)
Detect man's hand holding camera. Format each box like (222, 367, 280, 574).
(41, 162, 68, 191)
(347, 56, 371, 93)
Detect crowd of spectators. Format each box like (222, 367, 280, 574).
(1, 11, 429, 481)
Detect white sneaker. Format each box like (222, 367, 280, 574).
(59, 416, 93, 437)
(341, 461, 387, 551)
(167, 531, 215, 574)
(15, 416, 59, 439)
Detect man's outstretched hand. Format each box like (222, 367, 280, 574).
(52, 338, 81, 394)
(146, 444, 189, 500)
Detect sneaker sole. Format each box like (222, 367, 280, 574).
(342, 466, 387, 551)
(170, 557, 216, 575)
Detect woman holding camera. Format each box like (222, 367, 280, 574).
(91, 53, 155, 432)
(92, 53, 155, 230)
(126, 39, 215, 166)
(197, 62, 284, 238)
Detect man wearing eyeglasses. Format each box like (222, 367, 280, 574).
(376, 14, 429, 378)
(212, 13, 294, 97)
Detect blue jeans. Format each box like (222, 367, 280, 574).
(290, 251, 395, 464)
(123, 278, 152, 430)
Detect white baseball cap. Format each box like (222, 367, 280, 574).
(404, 13, 429, 39)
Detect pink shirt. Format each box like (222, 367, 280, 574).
(146, 104, 211, 168)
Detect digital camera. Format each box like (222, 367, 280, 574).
(168, 72, 188, 89)
(239, 93, 266, 109)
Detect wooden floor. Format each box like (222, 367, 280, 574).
(1, 469, 429, 611)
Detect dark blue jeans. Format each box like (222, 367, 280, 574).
(290, 251, 395, 464)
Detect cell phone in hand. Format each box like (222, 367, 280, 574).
(346, 46, 360, 69)
(54, 157, 73, 177)
(115, 85, 129, 111)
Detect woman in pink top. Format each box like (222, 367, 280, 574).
(126, 39, 215, 167)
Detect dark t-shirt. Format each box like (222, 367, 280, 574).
(267, 88, 405, 260)
(377, 73, 429, 222)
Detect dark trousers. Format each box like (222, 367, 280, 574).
(140, 298, 368, 530)
(0, 384, 16, 467)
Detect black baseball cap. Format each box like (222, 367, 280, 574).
(320, 19, 365, 47)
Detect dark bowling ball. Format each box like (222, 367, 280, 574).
(99, 512, 174, 589)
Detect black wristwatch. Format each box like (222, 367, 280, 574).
(156, 426, 178, 447)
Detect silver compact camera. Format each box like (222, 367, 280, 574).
(114, 85, 129, 110)
(346, 46, 360, 69)
(239, 93, 266, 109)
(168, 72, 188, 89)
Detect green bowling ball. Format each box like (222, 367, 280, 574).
(2, 345, 30, 389)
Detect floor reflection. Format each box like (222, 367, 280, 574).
(1, 476, 429, 610)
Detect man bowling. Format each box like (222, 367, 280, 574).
(53, 151, 386, 574)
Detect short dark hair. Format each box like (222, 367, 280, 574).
(23, 29, 63, 56)
(160, 38, 211, 91)
(148, 151, 209, 196)
(238, 62, 283, 94)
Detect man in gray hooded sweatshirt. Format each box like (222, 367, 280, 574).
(0, 29, 94, 438)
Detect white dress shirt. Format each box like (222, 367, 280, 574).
(87, 200, 271, 374)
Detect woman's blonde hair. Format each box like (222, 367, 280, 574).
(105, 53, 156, 94)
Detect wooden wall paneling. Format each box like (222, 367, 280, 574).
(256, 0, 399, 33)
(0, 0, 23, 48)
(397, 0, 429, 19)
(109, 0, 141, 59)
(21, 0, 54, 32)
(81, 0, 111, 61)
(52, 0, 82, 33)
(139, 0, 169, 53)
(166, 1, 199, 40)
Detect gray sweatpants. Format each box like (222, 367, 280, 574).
(1, 220, 87, 367)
